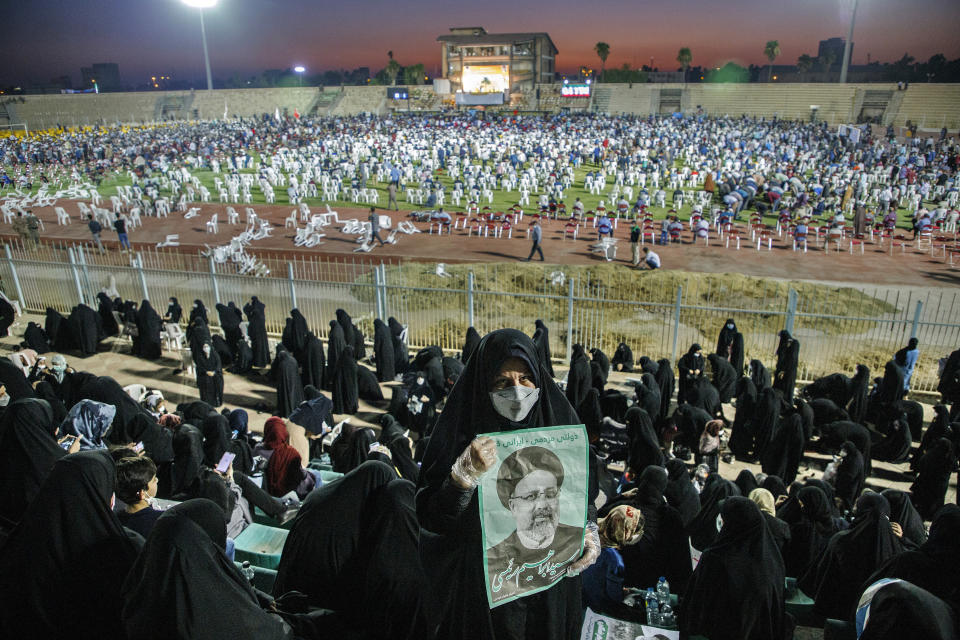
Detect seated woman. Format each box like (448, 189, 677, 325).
(0, 451, 141, 639)
(680, 497, 787, 640)
(748, 487, 791, 558)
(121, 499, 333, 639)
(780, 485, 842, 578)
(265, 443, 320, 501)
(800, 493, 902, 619)
(273, 461, 435, 640)
(607, 466, 692, 594)
(59, 399, 116, 451)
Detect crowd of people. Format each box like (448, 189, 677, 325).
(2, 111, 958, 260)
(1, 106, 959, 639)
(0, 277, 958, 639)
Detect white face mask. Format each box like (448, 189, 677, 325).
(0, 393, 8, 408)
(726, 323, 734, 330)
(489, 385, 540, 422)
(202, 345, 211, 357)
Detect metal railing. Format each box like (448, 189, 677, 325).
(2, 243, 957, 393)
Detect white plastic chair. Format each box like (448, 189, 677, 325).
(206, 214, 219, 234)
(156, 234, 180, 248)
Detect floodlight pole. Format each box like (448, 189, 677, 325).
(839, 0, 859, 84)
(198, 9, 214, 90)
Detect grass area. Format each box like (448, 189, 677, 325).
(346, 263, 902, 372)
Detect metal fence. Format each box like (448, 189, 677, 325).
(2, 243, 957, 393)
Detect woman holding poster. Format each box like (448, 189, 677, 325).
(417, 329, 599, 640)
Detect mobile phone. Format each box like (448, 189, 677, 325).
(231, 430, 239, 440)
(60, 435, 77, 450)
(215, 451, 236, 473)
(133, 441, 144, 453)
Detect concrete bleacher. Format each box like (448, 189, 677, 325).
(328, 86, 386, 116)
(682, 83, 859, 124)
(591, 83, 898, 124)
(7, 83, 957, 128)
(8, 87, 330, 129)
(889, 83, 960, 130)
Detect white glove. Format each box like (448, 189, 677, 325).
(449, 436, 497, 490)
(566, 521, 600, 577)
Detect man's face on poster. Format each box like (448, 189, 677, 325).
(508, 469, 560, 548)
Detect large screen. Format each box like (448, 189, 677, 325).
(462, 65, 509, 93)
(388, 87, 408, 100)
(561, 83, 591, 98)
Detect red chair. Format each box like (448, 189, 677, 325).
(725, 230, 742, 250)
(563, 222, 579, 240)
(467, 217, 485, 237)
(641, 225, 656, 245)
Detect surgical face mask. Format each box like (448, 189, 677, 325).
(726, 323, 734, 330)
(0, 393, 8, 408)
(202, 345, 211, 357)
(489, 385, 540, 422)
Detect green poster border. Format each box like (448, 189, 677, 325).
(477, 423, 590, 609)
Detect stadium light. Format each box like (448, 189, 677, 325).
(294, 65, 305, 87)
(182, 0, 218, 91)
(838, 0, 859, 84)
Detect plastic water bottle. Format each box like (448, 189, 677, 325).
(659, 601, 676, 628)
(656, 576, 670, 604)
(241, 560, 255, 583)
(645, 587, 661, 626)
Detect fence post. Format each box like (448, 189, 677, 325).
(4, 245, 26, 310)
(467, 271, 475, 328)
(76, 245, 93, 302)
(287, 263, 298, 310)
(785, 288, 798, 334)
(910, 300, 923, 340)
(566, 278, 575, 363)
(378, 263, 388, 320)
(208, 256, 221, 304)
(135, 253, 150, 301)
(671, 285, 683, 365)
(67, 248, 85, 306)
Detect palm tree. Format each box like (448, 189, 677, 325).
(595, 42, 610, 82)
(677, 47, 693, 83)
(796, 54, 814, 81)
(764, 40, 781, 82)
(385, 55, 401, 86)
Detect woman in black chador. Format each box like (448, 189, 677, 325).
(774, 330, 800, 402)
(416, 329, 599, 640)
(244, 296, 270, 368)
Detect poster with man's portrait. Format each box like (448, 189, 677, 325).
(477, 424, 589, 608)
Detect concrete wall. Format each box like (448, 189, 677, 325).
(9, 83, 959, 128)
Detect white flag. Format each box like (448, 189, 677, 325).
(224, 101, 228, 119)
(275, 108, 281, 122)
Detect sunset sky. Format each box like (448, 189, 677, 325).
(3, 0, 958, 85)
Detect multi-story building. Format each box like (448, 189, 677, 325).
(437, 27, 557, 99)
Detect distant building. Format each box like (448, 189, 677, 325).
(80, 63, 121, 91)
(437, 27, 557, 95)
(818, 38, 851, 70)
